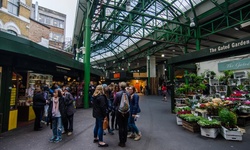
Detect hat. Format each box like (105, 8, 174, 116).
(65, 87, 71, 92)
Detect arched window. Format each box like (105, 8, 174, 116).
(4, 22, 21, 35)
(8, 0, 19, 16)
(7, 29, 17, 36)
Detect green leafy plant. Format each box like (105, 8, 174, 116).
(237, 84, 245, 91)
(179, 114, 202, 122)
(219, 108, 237, 129)
(197, 118, 221, 128)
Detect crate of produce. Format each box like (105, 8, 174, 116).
(176, 116, 182, 125)
(200, 127, 219, 138)
(220, 126, 243, 141)
(182, 120, 200, 133)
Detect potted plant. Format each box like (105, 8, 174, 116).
(210, 71, 216, 79)
(198, 118, 221, 138)
(179, 114, 202, 132)
(219, 108, 243, 141)
(219, 108, 237, 129)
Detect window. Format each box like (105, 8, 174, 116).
(45, 17, 51, 24)
(7, 29, 17, 36)
(53, 19, 59, 26)
(8, 0, 19, 16)
(49, 32, 64, 42)
(39, 15, 45, 23)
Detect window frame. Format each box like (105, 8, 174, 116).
(7, 0, 20, 16)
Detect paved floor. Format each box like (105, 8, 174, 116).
(0, 94, 249, 150)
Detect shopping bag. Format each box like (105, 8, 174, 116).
(103, 117, 108, 130)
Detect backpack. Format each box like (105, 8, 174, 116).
(118, 92, 130, 113)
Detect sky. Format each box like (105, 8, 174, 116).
(32, 0, 78, 39)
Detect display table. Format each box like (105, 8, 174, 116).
(17, 106, 35, 121)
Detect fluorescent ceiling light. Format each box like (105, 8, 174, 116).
(241, 21, 250, 28)
(56, 66, 71, 71)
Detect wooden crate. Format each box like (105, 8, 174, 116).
(200, 127, 219, 138)
(220, 126, 243, 141)
(176, 116, 182, 125)
(182, 120, 200, 133)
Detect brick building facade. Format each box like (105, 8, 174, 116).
(0, 0, 67, 50)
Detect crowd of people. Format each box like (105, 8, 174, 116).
(92, 81, 142, 147)
(32, 81, 142, 148)
(32, 84, 76, 143)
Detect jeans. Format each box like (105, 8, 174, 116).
(94, 117, 104, 142)
(52, 117, 62, 139)
(117, 112, 129, 144)
(128, 114, 139, 134)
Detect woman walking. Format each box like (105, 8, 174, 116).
(127, 86, 142, 141)
(47, 89, 66, 143)
(92, 85, 109, 147)
(111, 84, 119, 130)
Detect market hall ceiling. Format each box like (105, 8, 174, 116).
(73, 0, 250, 73)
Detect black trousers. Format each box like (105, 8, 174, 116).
(111, 111, 118, 129)
(116, 111, 129, 144)
(33, 106, 43, 130)
(63, 114, 74, 132)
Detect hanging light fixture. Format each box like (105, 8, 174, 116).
(190, 18, 196, 27)
(126, 0, 131, 12)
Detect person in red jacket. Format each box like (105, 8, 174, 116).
(161, 83, 167, 101)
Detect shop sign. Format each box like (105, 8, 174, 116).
(209, 39, 250, 53)
(218, 58, 250, 71)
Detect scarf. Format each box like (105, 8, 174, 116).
(52, 97, 59, 116)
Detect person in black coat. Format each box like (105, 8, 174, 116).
(32, 87, 46, 131)
(92, 85, 109, 147)
(62, 87, 76, 136)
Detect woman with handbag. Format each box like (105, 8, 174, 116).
(127, 86, 142, 141)
(92, 85, 109, 147)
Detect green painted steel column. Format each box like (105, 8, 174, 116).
(195, 28, 201, 51)
(84, 2, 91, 109)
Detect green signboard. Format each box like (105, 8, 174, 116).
(218, 58, 250, 71)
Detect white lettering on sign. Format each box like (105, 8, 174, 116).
(210, 39, 250, 53)
(226, 61, 250, 69)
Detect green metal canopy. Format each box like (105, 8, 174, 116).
(73, 0, 250, 73)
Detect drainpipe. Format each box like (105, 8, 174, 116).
(35, 1, 39, 21)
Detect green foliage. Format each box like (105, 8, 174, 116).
(223, 70, 234, 78)
(197, 118, 221, 128)
(174, 106, 191, 113)
(237, 84, 245, 91)
(219, 108, 237, 128)
(210, 71, 216, 76)
(179, 114, 202, 122)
